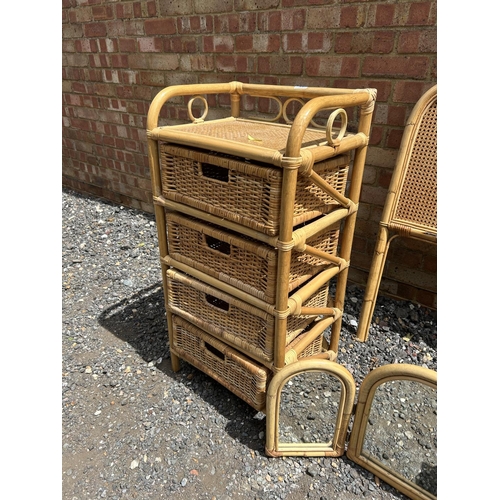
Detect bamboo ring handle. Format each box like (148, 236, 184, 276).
(283, 98, 324, 128)
(326, 108, 347, 146)
(187, 95, 209, 123)
(283, 98, 305, 124)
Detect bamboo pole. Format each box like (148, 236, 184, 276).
(230, 91, 241, 118)
(288, 265, 341, 315)
(329, 91, 376, 352)
(307, 133, 369, 163)
(304, 171, 353, 207)
(274, 159, 301, 369)
(282, 90, 375, 355)
(147, 132, 179, 370)
(298, 307, 341, 316)
(239, 83, 360, 99)
(149, 123, 286, 167)
(356, 228, 392, 342)
(292, 208, 350, 245)
(300, 350, 337, 361)
(387, 223, 437, 242)
(283, 316, 334, 365)
(299, 245, 346, 266)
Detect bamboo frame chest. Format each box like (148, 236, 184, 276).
(146, 82, 376, 411)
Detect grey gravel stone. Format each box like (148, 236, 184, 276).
(62, 188, 437, 500)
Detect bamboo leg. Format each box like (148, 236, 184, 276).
(329, 99, 375, 351)
(148, 136, 180, 371)
(166, 309, 181, 372)
(171, 355, 181, 372)
(329, 274, 346, 352)
(357, 227, 394, 342)
(154, 203, 181, 372)
(328, 210, 357, 352)
(274, 163, 300, 370)
(274, 252, 293, 370)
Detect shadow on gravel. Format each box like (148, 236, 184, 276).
(98, 282, 169, 363)
(98, 283, 266, 452)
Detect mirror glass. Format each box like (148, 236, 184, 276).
(278, 371, 343, 445)
(362, 380, 437, 496)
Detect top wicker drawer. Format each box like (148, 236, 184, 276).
(160, 144, 350, 237)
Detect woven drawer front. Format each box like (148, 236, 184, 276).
(160, 144, 350, 236)
(166, 212, 340, 304)
(166, 269, 330, 363)
(171, 315, 270, 411)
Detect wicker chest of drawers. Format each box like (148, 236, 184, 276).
(146, 82, 376, 411)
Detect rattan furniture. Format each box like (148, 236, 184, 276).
(146, 82, 376, 411)
(357, 85, 437, 342)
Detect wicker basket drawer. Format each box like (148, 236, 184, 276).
(160, 144, 350, 236)
(166, 212, 340, 304)
(171, 315, 270, 411)
(166, 269, 329, 363)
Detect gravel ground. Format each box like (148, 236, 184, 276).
(62, 187, 437, 500)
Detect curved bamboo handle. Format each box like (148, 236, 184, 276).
(146, 82, 240, 130)
(285, 93, 373, 158)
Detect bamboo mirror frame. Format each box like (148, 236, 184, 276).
(266, 361, 437, 500)
(265, 357, 357, 457)
(347, 364, 437, 500)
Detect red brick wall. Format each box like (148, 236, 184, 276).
(62, 0, 437, 308)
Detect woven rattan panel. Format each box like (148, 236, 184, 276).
(166, 213, 340, 304)
(160, 144, 349, 236)
(286, 326, 324, 361)
(393, 101, 437, 232)
(171, 315, 270, 411)
(168, 118, 328, 152)
(166, 269, 329, 363)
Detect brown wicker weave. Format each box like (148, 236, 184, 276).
(171, 314, 326, 411)
(166, 269, 329, 364)
(160, 144, 350, 236)
(357, 85, 437, 342)
(171, 315, 270, 411)
(146, 82, 376, 394)
(160, 117, 332, 152)
(166, 212, 340, 304)
(285, 319, 326, 363)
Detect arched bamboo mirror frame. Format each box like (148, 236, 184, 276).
(347, 364, 437, 500)
(265, 357, 357, 457)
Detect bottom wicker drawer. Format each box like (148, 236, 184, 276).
(171, 315, 271, 411)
